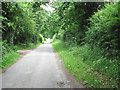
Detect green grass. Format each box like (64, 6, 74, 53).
(1, 43, 42, 70)
(52, 40, 119, 88)
(2, 52, 20, 69)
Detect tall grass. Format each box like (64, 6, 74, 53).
(52, 40, 119, 88)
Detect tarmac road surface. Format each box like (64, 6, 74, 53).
(1, 40, 84, 88)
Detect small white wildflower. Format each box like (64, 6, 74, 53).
(68, 65, 70, 67)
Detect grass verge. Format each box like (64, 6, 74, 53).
(52, 40, 118, 88)
(1, 43, 42, 70)
(2, 52, 20, 69)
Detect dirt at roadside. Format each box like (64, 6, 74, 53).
(17, 49, 33, 57)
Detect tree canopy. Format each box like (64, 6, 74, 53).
(1, 1, 120, 88)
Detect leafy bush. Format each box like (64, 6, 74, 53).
(79, 44, 119, 80)
(39, 34, 44, 43)
(86, 3, 119, 59)
(2, 40, 19, 56)
(51, 33, 57, 42)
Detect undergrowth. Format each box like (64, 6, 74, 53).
(52, 40, 119, 88)
(1, 43, 42, 70)
(15, 43, 41, 50)
(2, 52, 20, 69)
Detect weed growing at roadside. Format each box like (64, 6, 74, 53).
(1, 43, 42, 70)
(52, 40, 118, 88)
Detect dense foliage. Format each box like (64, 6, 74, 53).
(1, 2, 47, 68)
(49, 2, 119, 88)
(86, 3, 119, 59)
(1, 1, 119, 88)
(48, 2, 104, 44)
(2, 2, 47, 56)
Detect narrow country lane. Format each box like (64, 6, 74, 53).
(1, 41, 84, 88)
